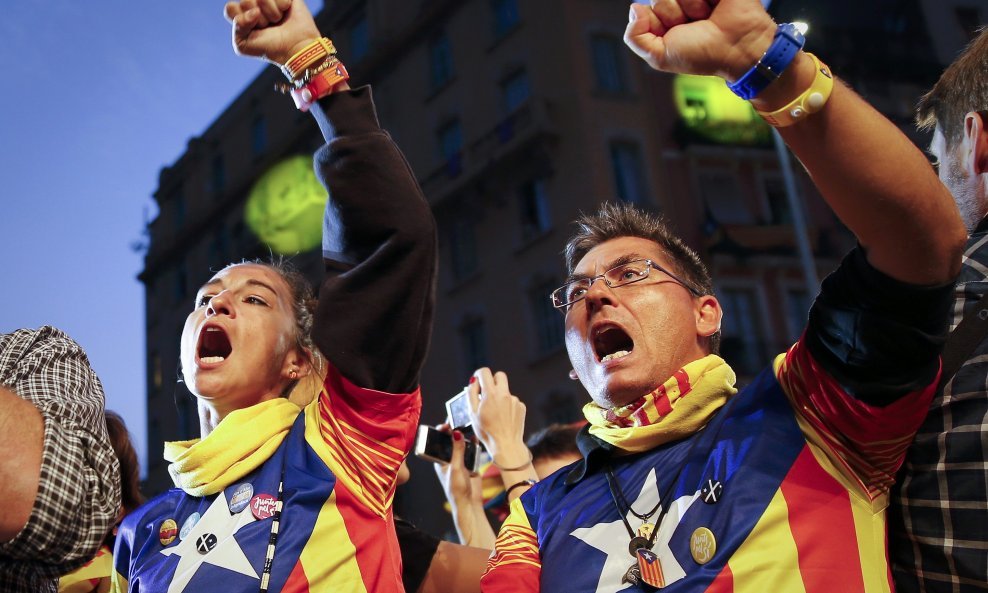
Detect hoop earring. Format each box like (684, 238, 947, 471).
(289, 369, 299, 380)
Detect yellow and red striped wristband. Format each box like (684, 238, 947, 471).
(281, 37, 337, 81)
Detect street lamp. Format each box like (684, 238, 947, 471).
(774, 20, 818, 297)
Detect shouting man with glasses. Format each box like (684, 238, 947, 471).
(480, 0, 967, 592)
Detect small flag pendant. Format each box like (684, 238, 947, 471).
(637, 548, 666, 588)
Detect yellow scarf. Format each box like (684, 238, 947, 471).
(584, 355, 737, 453)
(164, 398, 301, 496)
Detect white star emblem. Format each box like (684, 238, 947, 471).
(571, 469, 700, 593)
(160, 489, 260, 593)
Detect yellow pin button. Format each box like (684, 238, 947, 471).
(690, 527, 716, 564)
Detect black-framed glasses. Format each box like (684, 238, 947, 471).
(550, 258, 701, 310)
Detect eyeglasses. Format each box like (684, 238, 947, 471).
(550, 258, 701, 310)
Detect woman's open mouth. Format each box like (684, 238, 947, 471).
(197, 325, 232, 365)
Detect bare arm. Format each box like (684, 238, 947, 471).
(468, 369, 539, 500)
(417, 541, 491, 593)
(625, 0, 965, 285)
(0, 386, 43, 541)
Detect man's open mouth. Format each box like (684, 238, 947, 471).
(593, 325, 634, 363)
(198, 325, 232, 364)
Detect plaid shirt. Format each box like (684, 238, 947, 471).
(0, 326, 120, 593)
(890, 228, 988, 592)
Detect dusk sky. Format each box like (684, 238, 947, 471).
(0, 1, 322, 474)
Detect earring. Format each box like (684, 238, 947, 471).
(568, 369, 579, 381)
(290, 369, 298, 380)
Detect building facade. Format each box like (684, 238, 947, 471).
(139, 0, 985, 535)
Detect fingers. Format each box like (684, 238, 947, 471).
(256, 0, 286, 25)
(449, 430, 466, 467)
(467, 377, 482, 418)
(678, 0, 714, 21)
(493, 370, 510, 394)
(223, 2, 242, 23)
(474, 367, 509, 399)
(625, 3, 666, 67)
(651, 0, 687, 30)
(230, 8, 264, 50)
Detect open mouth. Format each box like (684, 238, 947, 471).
(198, 326, 232, 365)
(593, 326, 634, 363)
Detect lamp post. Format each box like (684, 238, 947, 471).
(772, 128, 819, 296)
(775, 20, 818, 297)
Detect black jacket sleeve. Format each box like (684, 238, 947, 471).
(805, 246, 954, 406)
(309, 86, 438, 394)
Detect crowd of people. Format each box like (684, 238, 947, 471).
(2, 0, 985, 591)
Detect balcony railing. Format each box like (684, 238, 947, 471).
(419, 99, 556, 205)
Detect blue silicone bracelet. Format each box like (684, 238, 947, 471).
(727, 23, 805, 100)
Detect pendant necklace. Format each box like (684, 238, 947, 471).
(603, 431, 707, 589)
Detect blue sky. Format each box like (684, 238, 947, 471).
(0, 1, 320, 475)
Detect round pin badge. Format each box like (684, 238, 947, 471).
(179, 512, 201, 541)
(690, 527, 716, 564)
(701, 479, 724, 504)
(250, 494, 278, 521)
(158, 518, 178, 546)
(228, 483, 254, 514)
(196, 532, 218, 554)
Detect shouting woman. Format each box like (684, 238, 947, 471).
(111, 1, 437, 591)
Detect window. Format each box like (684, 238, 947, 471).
(251, 114, 266, 157)
(609, 141, 649, 204)
(460, 317, 489, 376)
(438, 119, 463, 177)
(210, 225, 228, 268)
(518, 177, 551, 240)
(763, 175, 791, 224)
(590, 34, 628, 94)
(530, 278, 564, 354)
(174, 263, 188, 306)
(501, 69, 531, 114)
(718, 287, 765, 376)
(350, 14, 369, 61)
(171, 186, 185, 230)
(699, 170, 751, 224)
(429, 31, 455, 90)
(449, 217, 478, 281)
(491, 0, 519, 38)
(210, 154, 226, 195)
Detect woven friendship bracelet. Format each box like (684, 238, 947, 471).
(281, 37, 337, 81)
(274, 56, 342, 94)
